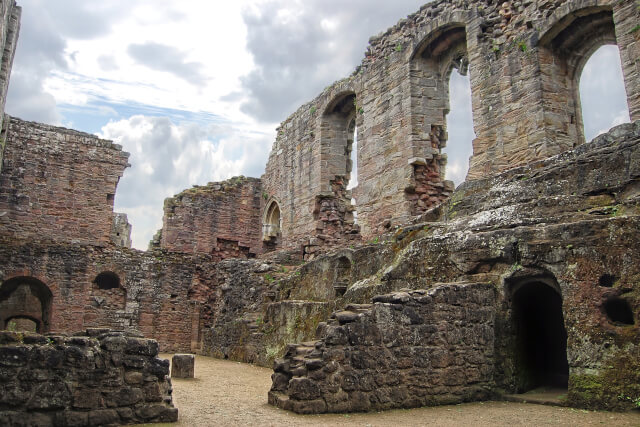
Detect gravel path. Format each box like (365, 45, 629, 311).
(137, 354, 640, 426)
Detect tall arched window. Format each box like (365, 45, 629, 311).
(409, 24, 472, 213)
(539, 6, 630, 149)
(317, 91, 358, 230)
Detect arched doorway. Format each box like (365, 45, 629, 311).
(511, 280, 569, 392)
(0, 276, 53, 333)
(263, 200, 281, 251)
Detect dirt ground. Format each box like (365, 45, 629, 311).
(137, 354, 640, 426)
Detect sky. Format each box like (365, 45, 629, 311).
(5, 0, 630, 249)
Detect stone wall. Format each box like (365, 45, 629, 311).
(160, 176, 263, 258)
(269, 283, 496, 414)
(0, 117, 130, 246)
(263, 0, 639, 250)
(0, 0, 19, 135)
(263, 121, 640, 412)
(111, 213, 132, 248)
(0, 241, 221, 353)
(0, 329, 177, 426)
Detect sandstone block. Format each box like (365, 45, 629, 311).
(171, 353, 195, 378)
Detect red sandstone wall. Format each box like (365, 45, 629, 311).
(160, 176, 263, 258)
(0, 117, 130, 245)
(0, 241, 218, 352)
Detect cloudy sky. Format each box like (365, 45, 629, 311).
(5, 0, 630, 249)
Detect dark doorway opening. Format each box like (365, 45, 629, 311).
(512, 281, 569, 392)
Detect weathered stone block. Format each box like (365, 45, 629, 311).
(171, 353, 195, 378)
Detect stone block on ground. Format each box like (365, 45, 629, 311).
(172, 354, 195, 378)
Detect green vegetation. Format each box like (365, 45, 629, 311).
(518, 40, 527, 52)
(630, 24, 640, 34)
(395, 43, 404, 52)
(309, 106, 317, 115)
(568, 350, 640, 410)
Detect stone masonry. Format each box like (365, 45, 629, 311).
(0, 117, 130, 246)
(0, 0, 639, 417)
(158, 176, 263, 259)
(0, 328, 178, 426)
(111, 213, 132, 248)
(262, 0, 639, 253)
(267, 121, 640, 412)
(0, 0, 18, 137)
(269, 283, 495, 414)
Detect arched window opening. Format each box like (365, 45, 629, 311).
(443, 68, 475, 185)
(0, 277, 53, 333)
(263, 200, 281, 251)
(511, 280, 569, 393)
(539, 7, 627, 149)
(317, 91, 358, 233)
(94, 271, 121, 290)
(579, 45, 630, 141)
(409, 24, 472, 214)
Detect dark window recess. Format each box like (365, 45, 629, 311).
(107, 193, 114, 203)
(598, 274, 616, 288)
(603, 297, 635, 325)
(94, 272, 121, 290)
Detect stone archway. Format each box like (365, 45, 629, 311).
(510, 279, 569, 392)
(0, 276, 53, 333)
(263, 200, 281, 251)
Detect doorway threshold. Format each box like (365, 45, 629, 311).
(503, 387, 569, 407)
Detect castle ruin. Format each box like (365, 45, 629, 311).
(0, 0, 639, 423)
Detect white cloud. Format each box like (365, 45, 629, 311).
(100, 115, 271, 249)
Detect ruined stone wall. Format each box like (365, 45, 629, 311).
(111, 213, 132, 248)
(0, 117, 130, 246)
(264, 121, 640, 411)
(269, 283, 496, 414)
(0, 241, 220, 353)
(0, 329, 177, 426)
(160, 176, 263, 259)
(0, 0, 19, 136)
(264, 0, 639, 248)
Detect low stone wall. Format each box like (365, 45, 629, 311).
(269, 282, 496, 414)
(0, 328, 178, 426)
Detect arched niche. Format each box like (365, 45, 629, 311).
(333, 256, 352, 297)
(0, 276, 53, 333)
(94, 271, 121, 290)
(506, 275, 569, 393)
(538, 6, 629, 149)
(5, 316, 39, 332)
(263, 200, 281, 251)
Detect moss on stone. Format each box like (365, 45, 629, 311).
(568, 349, 640, 411)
